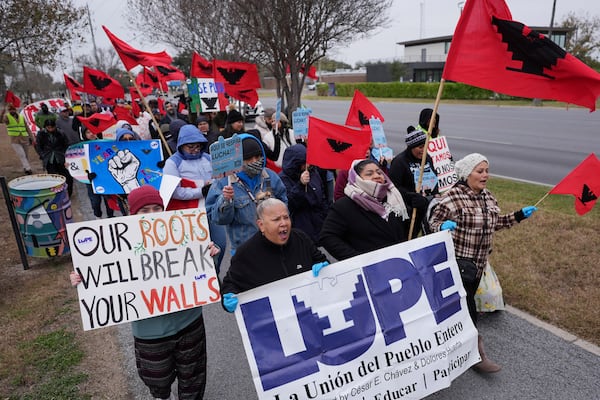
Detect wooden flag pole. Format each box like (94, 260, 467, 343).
(408, 79, 446, 240)
(127, 70, 172, 156)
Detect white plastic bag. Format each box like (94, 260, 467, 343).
(475, 262, 505, 312)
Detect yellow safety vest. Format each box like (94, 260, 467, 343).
(6, 113, 28, 137)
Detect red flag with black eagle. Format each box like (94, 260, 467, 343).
(4, 90, 21, 107)
(306, 116, 372, 170)
(154, 65, 186, 85)
(227, 88, 259, 108)
(83, 66, 125, 100)
(63, 74, 83, 101)
(190, 52, 214, 78)
(549, 153, 600, 215)
(135, 68, 160, 95)
(113, 104, 139, 126)
(77, 113, 117, 134)
(103, 26, 173, 71)
(213, 60, 261, 91)
(443, 0, 600, 111)
(345, 89, 385, 128)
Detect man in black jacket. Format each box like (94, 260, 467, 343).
(220, 198, 329, 311)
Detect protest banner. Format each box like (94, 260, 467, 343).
(209, 134, 243, 178)
(89, 139, 163, 194)
(427, 136, 457, 193)
(67, 207, 221, 331)
(234, 231, 479, 400)
(21, 98, 66, 135)
(292, 108, 312, 140)
(369, 117, 393, 164)
(188, 77, 225, 112)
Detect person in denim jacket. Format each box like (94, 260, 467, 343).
(206, 133, 287, 255)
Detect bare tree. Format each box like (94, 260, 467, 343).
(228, 0, 392, 114)
(561, 12, 600, 67)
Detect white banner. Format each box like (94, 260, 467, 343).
(67, 208, 221, 331)
(234, 231, 479, 400)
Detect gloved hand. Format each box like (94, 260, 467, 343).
(312, 261, 330, 277)
(521, 206, 537, 218)
(222, 293, 238, 313)
(441, 220, 457, 231)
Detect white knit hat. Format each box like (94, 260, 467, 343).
(455, 153, 488, 180)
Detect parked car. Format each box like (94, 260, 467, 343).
(307, 83, 317, 90)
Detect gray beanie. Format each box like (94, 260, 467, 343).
(455, 153, 488, 180)
(405, 129, 427, 149)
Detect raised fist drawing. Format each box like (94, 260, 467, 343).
(108, 149, 141, 193)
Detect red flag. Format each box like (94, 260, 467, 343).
(227, 88, 259, 107)
(102, 26, 172, 71)
(113, 104, 139, 125)
(63, 73, 83, 101)
(214, 60, 261, 90)
(549, 153, 600, 215)
(302, 65, 318, 80)
(345, 89, 385, 128)
(166, 178, 199, 211)
(306, 116, 372, 170)
(135, 68, 158, 95)
(83, 66, 125, 100)
(443, 0, 600, 111)
(78, 113, 117, 134)
(4, 90, 21, 107)
(155, 65, 186, 84)
(190, 52, 214, 78)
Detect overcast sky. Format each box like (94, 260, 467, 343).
(70, 0, 598, 71)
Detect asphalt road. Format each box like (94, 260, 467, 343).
(76, 100, 600, 399)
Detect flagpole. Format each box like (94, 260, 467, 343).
(128, 70, 173, 156)
(408, 79, 446, 240)
(534, 191, 551, 207)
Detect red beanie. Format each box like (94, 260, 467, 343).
(128, 185, 163, 215)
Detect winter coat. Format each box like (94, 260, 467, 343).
(35, 128, 69, 169)
(279, 144, 329, 243)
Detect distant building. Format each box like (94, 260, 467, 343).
(397, 26, 573, 82)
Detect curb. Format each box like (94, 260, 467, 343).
(505, 304, 600, 357)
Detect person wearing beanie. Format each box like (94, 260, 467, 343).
(162, 124, 227, 270)
(428, 153, 537, 374)
(196, 114, 220, 149)
(417, 108, 441, 138)
(388, 127, 439, 237)
(206, 133, 288, 255)
(222, 109, 245, 138)
(71, 184, 219, 400)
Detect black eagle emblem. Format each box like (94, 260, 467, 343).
(89, 119, 100, 127)
(492, 16, 567, 79)
(67, 76, 83, 89)
(578, 184, 598, 205)
(201, 97, 218, 110)
(358, 110, 369, 126)
(326, 139, 352, 153)
(217, 67, 247, 85)
(89, 74, 113, 90)
(141, 148, 152, 154)
(196, 61, 213, 76)
(156, 65, 177, 76)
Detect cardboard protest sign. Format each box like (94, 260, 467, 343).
(233, 231, 479, 400)
(291, 108, 312, 140)
(89, 140, 163, 194)
(67, 207, 221, 331)
(209, 135, 243, 178)
(188, 77, 225, 112)
(369, 117, 393, 163)
(427, 136, 457, 193)
(66, 142, 92, 184)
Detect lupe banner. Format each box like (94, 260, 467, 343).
(234, 231, 479, 400)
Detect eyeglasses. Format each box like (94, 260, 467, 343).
(183, 143, 202, 150)
(121, 135, 135, 141)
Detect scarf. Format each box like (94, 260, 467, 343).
(344, 161, 409, 221)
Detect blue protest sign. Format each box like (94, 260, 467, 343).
(292, 108, 312, 139)
(369, 117, 387, 147)
(89, 140, 164, 194)
(209, 134, 243, 178)
(275, 98, 282, 124)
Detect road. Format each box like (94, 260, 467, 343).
(97, 100, 600, 399)
(261, 98, 600, 185)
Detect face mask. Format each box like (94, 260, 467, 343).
(243, 158, 263, 177)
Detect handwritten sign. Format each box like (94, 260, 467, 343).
(67, 207, 221, 331)
(291, 108, 312, 140)
(188, 77, 225, 112)
(427, 136, 457, 193)
(234, 231, 478, 399)
(66, 142, 91, 184)
(209, 135, 243, 178)
(369, 117, 387, 147)
(89, 140, 164, 194)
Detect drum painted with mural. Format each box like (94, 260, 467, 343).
(8, 174, 72, 257)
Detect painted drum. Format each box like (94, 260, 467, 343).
(8, 174, 72, 257)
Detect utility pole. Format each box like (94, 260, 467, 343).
(548, 0, 557, 39)
(86, 4, 101, 67)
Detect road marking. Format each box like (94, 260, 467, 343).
(451, 136, 513, 145)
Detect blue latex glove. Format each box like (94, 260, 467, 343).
(441, 220, 457, 231)
(222, 293, 238, 313)
(521, 206, 537, 218)
(312, 261, 330, 277)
